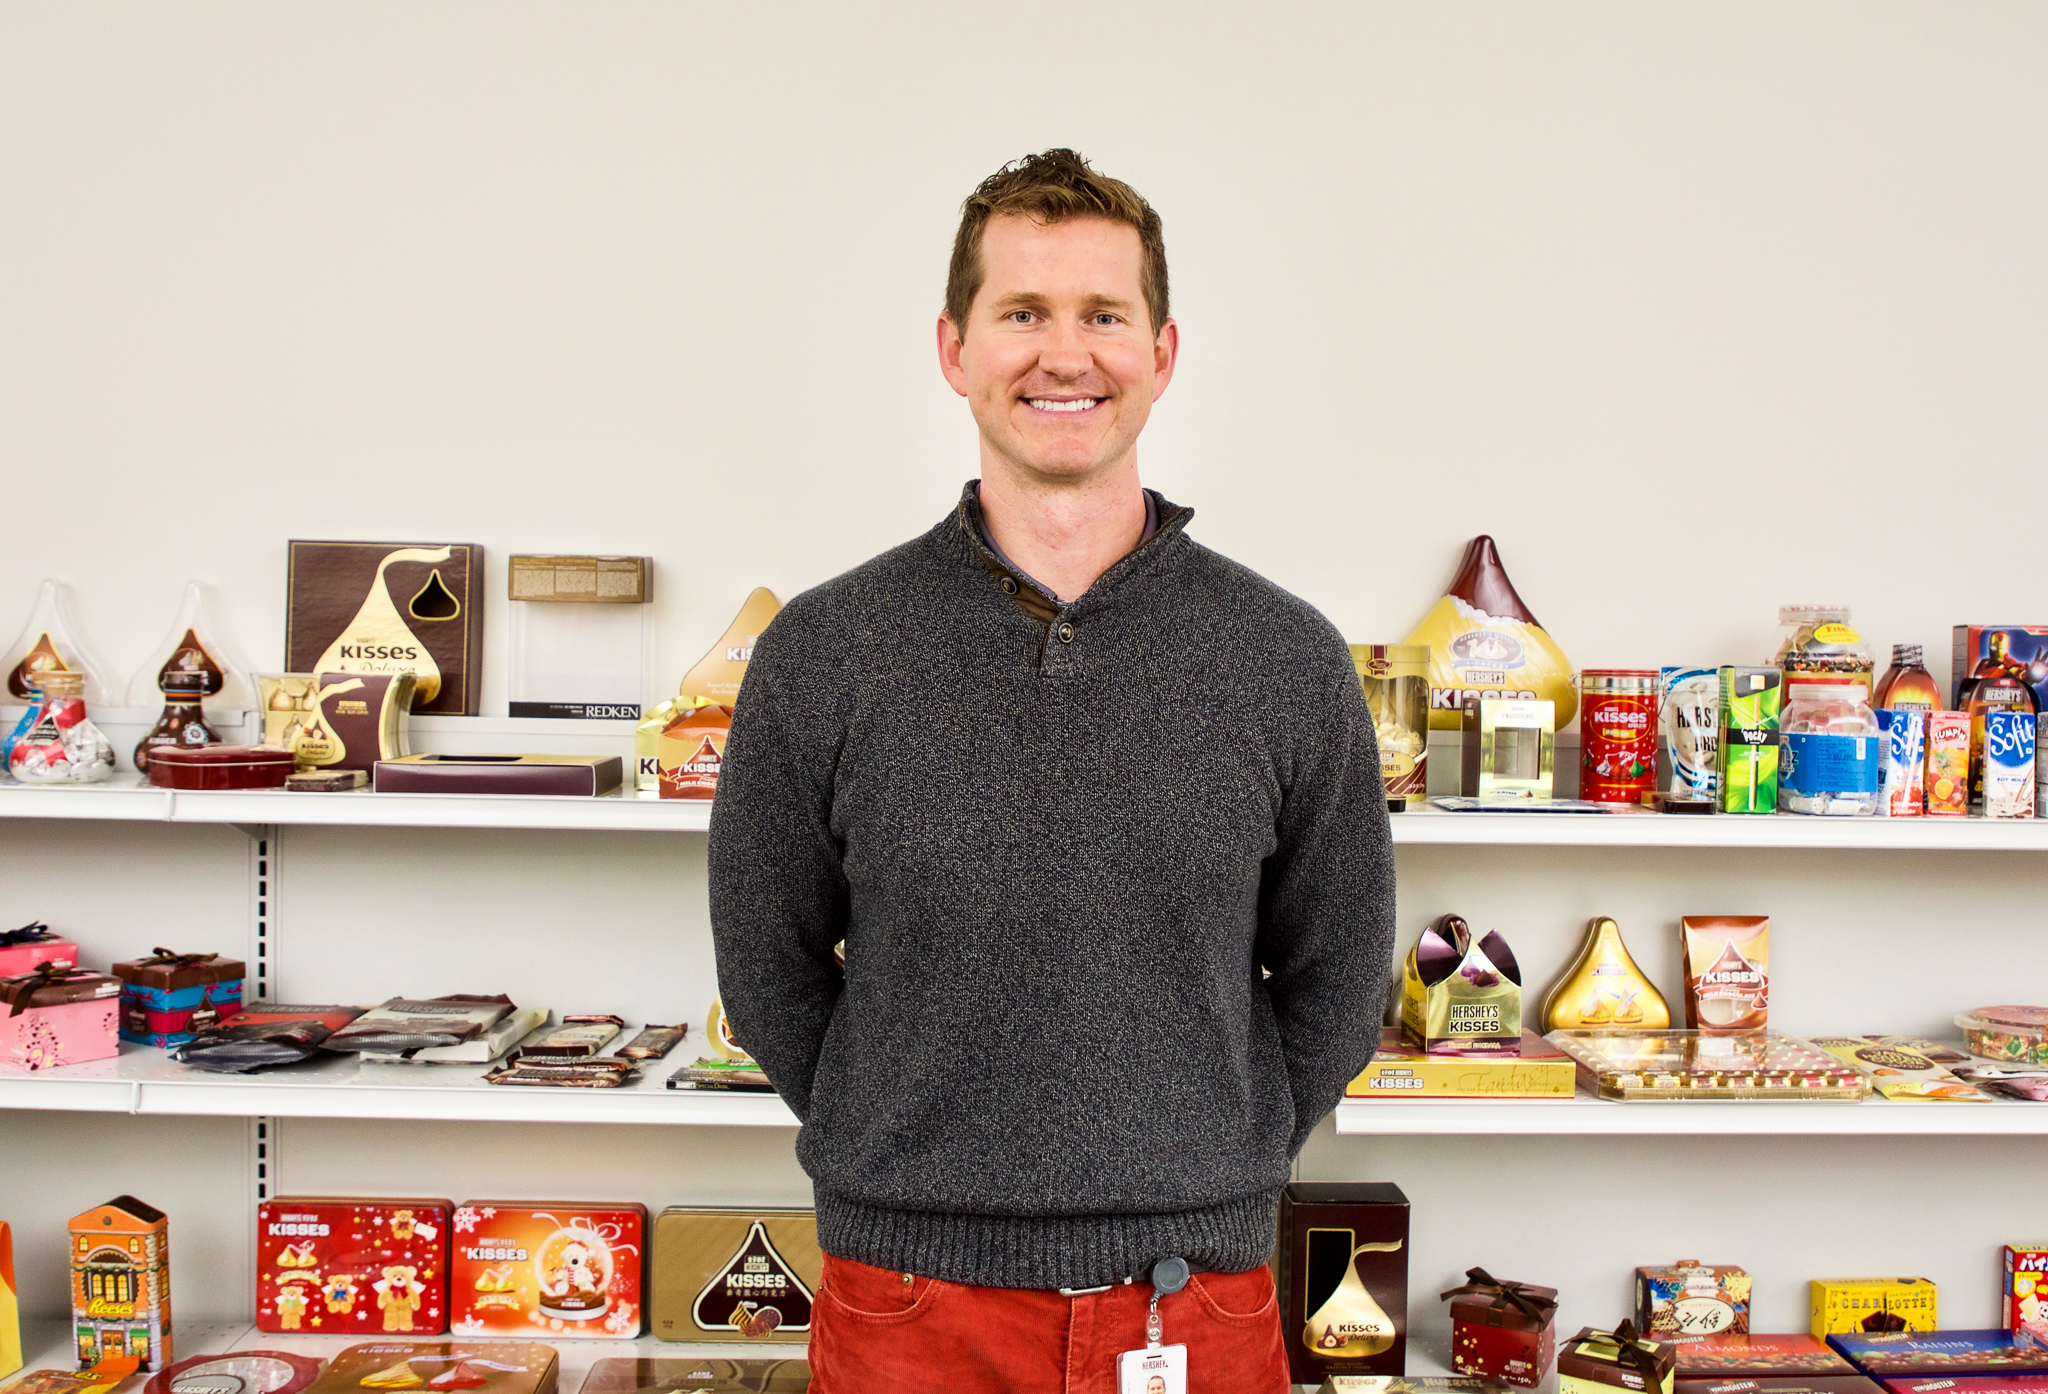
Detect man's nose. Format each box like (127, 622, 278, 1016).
(1037, 318, 1091, 379)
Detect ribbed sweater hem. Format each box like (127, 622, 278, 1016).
(814, 1187, 1282, 1291)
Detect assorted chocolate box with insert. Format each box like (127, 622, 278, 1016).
(1275, 1182, 1410, 1386)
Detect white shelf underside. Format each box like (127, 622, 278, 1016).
(0, 1044, 797, 1127)
(6, 774, 2048, 846)
(5, 1044, 2046, 1135)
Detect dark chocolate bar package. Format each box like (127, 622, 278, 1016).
(173, 1004, 367, 1072)
(1828, 1332, 2048, 1378)
(1275, 1183, 1410, 1385)
(287, 541, 485, 715)
(322, 996, 514, 1054)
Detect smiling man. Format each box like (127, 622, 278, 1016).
(709, 150, 1394, 1394)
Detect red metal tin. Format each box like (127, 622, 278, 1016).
(1580, 670, 1660, 804)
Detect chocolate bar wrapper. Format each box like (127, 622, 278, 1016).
(1828, 1332, 2048, 1377)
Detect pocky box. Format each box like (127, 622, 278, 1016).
(1927, 712, 1972, 817)
(1876, 711, 1927, 817)
(257, 1198, 452, 1335)
(1718, 668, 1782, 813)
(1680, 919, 1770, 1035)
(1984, 711, 2037, 820)
(450, 1202, 645, 1339)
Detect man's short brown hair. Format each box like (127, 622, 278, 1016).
(945, 148, 1169, 337)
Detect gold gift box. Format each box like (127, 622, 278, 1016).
(649, 1208, 819, 1346)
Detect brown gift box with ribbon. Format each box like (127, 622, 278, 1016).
(1, 964, 121, 1071)
(112, 949, 247, 1048)
(1443, 1268, 1561, 1388)
(1560, 1322, 1679, 1394)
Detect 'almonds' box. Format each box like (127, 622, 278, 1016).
(256, 1198, 451, 1335)
(450, 1202, 645, 1339)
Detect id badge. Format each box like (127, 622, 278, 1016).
(1117, 1343, 1188, 1394)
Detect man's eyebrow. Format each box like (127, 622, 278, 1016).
(988, 292, 1137, 312)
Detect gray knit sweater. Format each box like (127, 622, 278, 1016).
(708, 487, 1395, 1291)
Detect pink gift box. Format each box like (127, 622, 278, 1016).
(0, 923, 78, 977)
(1, 967, 119, 1072)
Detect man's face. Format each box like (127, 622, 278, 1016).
(939, 213, 1177, 485)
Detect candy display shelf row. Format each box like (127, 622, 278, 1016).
(10, 1319, 800, 1391)
(0, 1044, 797, 1128)
(7, 773, 2048, 848)
(8, 1041, 2048, 1135)
(1333, 1094, 2048, 1136)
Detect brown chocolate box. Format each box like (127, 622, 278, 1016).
(374, 754, 624, 797)
(1445, 1270, 1560, 1387)
(287, 541, 485, 716)
(1560, 1324, 1680, 1394)
(1275, 1182, 1410, 1385)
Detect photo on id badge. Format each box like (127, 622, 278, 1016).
(1118, 1343, 1187, 1394)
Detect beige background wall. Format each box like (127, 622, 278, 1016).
(6, 2, 2045, 690)
(6, 0, 2048, 1355)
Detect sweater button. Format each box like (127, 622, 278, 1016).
(1057, 622, 1075, 643)
(1001, 577, 1019, 595)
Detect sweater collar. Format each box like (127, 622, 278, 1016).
(951, 479, 1194, 616)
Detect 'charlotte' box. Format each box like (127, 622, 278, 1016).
(112, 951, 245, 1049)
(649, 1208, 819, 1345)
(2, 968, 119, 1072)
(451, 1202, 645, 1339)
(257, 1197, 451, 1335)
(1275, 1183, 1410, 1386)
(1813, 1280, 1938, 1338)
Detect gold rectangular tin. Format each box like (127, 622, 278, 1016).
(649, 1208, 819, 1346)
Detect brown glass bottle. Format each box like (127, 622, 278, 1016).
(135, 670, 220, 772)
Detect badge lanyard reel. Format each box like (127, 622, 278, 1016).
(1118, 1257, 1191, 1394)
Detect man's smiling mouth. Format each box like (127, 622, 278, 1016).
(1025, 398, 1099, 413)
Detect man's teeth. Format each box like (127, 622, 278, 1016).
(1027, 398, 1098, 413)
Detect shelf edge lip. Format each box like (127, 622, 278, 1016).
(1332, 1099, 2048, 1136)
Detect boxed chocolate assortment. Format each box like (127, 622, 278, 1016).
(1677, 1381, 1881, 1394)
(112, 950, 245, 1049)
(1401, 915, 1523, 1055)
(69, 1196, 171, 1372)
(1559, 1323, 1678, 1394)
(1881, 1380, 2048, 1394)
(1827, 1332, 2048, 1377)
(1639, 1261, 1752, 1337)
(0, 924, 76, 977)
(1442, 1268, 1559, 1388)
(261, 672, 416, 774)
(1673, 1333, 1856, 1376)
(1275, 1182, 1409, 1385)
(648, 1208, 818, 1345)
(1347, 1027, 1574, 1099)
(1813, 1279, 1939, 1336)
(373, 755, 624, 797)
(449, 1202, 645, 1338)
(2, 967, 120, 1072)
(297, 1342, 557, 1394)
(256, 1198, 452, 1336)
(286, 542, 484, 716)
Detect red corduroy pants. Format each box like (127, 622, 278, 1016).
(808, 1253, 1291, 1394)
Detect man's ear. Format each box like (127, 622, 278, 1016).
(937, 313, 969, 397)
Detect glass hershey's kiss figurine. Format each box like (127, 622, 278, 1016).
(9, 670, 115, 783)
(126, 581, 255, 712)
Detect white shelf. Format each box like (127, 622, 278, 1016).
(1388, 806, 2048, 849)
(0, 1044, 796, 1128)
(1335, 1093, 2048, 1135)
(12, 1318, 805, 1388)
(6, 776, 2046, 845)
(0, 773, 710, 833)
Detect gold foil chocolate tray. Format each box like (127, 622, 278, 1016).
(1549, 1030, 1871, 1101)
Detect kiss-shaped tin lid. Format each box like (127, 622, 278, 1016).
(146, 1352, 323, 1394)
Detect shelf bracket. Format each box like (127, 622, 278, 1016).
(245, 824, 279, 1003)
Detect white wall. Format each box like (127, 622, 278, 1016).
(6, 0, 2048, 1357)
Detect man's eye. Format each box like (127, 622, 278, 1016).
(1094, 313, 1120, 325)
(1008, 310, 1034, 323)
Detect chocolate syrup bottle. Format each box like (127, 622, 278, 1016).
(1873, 644, 1940, 711)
